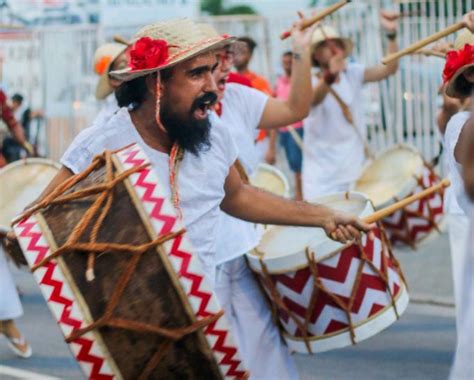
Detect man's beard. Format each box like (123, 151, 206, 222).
(160, 92, 217, 156)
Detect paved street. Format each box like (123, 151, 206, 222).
(0, 228, 458, 380)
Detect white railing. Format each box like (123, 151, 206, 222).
(1, 0, 472, 163)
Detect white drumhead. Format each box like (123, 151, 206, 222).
(353, 145, 424, 208)
(0, 158, 60, 228)
(248, 192, 374, 273)
(250, 163, 290, 197)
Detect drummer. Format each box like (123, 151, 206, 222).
(302, 10, 401, 199)
(436, 29, 473, 345)
(28, 18, 371, 378)
(442, 11, 474, 379)
(211, 21, 312, 379)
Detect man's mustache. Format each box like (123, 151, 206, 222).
(191, 92, 218, 113)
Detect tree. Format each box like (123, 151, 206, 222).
(201, 0, 257, 15)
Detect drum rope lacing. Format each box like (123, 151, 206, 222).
(256, 225, 405, 353)
(14, 148, 232, 380)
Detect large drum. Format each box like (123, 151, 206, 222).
(246, 192, 409, 354)
(12, 144, 247, 380)
(250, 163, 290, 197)
(353, 145, 444, 248)
(0, 158, 60, 231)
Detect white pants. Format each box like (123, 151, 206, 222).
(450, 210, 474, 379)
(448, 214, 470, 335)
(0, 245, 23, 320)
(215, 256, 299, 380)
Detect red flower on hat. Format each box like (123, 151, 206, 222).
(127, 37, 172, 70)
(443, 44, 474, 83)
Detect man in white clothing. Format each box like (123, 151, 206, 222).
(212, 21, 312, 379)
(24, 19, 373, 378)
(302, 10, 400, 199)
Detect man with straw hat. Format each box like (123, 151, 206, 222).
(440, 15, 474, 379)
(302, 10, 400, 200)
(211, 18, 313, 379)
(31, 18, 372, 376)
(92, 42, 128, 127)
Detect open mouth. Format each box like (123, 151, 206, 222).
(217, 77, 227, 92)
(193, 98, 216, 120)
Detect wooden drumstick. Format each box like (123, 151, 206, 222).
(280, 0, 351, 40)
(330, 179, 450, 240)
(382, 22, 465, 64)
(363, 179, 450, 224)
(113, 35, 131, 46)
(414, 49, 446, 59)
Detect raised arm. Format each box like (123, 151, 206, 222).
(363, 10, 400, 83)
(258, 19, 313, 129)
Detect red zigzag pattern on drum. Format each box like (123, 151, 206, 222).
(268, 235, 401, 336)
(15, 218, 113, 380)
(119, 144, 247, 379)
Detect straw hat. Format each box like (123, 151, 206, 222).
(110, 18, 234, 82)
(310, 25, 353, 65)
(444, 29, 474, 98)
(93, 43, 127, 100)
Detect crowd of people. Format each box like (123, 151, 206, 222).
(0, 8, 473, 380)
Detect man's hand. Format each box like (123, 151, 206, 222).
(380, 9, 400, 33)
(321, 208, 374, 244)
(463, 11, 474, 32)
(290, 12, 315, 53)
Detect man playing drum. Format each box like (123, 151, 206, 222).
(437, 28, 473, 343)
(302, 10, 400, 199)
(25, 18, 371, 378)
(211, 20, 312, 379)
(443, 11, 474, 379)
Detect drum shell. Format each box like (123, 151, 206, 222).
(247, 192, 409, 353)
(0, 158, 60, 229)
(353, 144, 445, 247)
(12, 145, 246, 379)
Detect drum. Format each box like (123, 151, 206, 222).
(12, 144, 247, 380)
(0, 158, 60, 231)
(246, 192, 409, 354)
(353, 145, 444, 248)
(250, 163, 290, 197)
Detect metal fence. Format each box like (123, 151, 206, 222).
(0, 0, 472, 163)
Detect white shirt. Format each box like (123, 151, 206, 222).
(302, 63, 366, 199)
(61, 107, 238, 281)
(444, 111, 471, 215)
(93, 94, 120, 129)
(214, 83, 268, 265)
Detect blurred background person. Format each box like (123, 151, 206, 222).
(272, 50, 304, 200)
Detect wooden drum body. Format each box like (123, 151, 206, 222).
(353, 145, 444, 248)
(246, 192, 409, 354)
(12, 144, 246, 380)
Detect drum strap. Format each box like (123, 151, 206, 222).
(316, 73, 374, 158)
(16, 149, 232, 380)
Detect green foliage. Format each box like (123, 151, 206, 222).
(200, 0, 257, 15)
(221, 5, 256, 15)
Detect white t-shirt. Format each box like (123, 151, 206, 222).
(302, 63, 366, 199)
(93, 94, 120, 129)
(61, 107, 238, 282)
(444, 111, 470, 215)
(214, 83, 268, 265)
